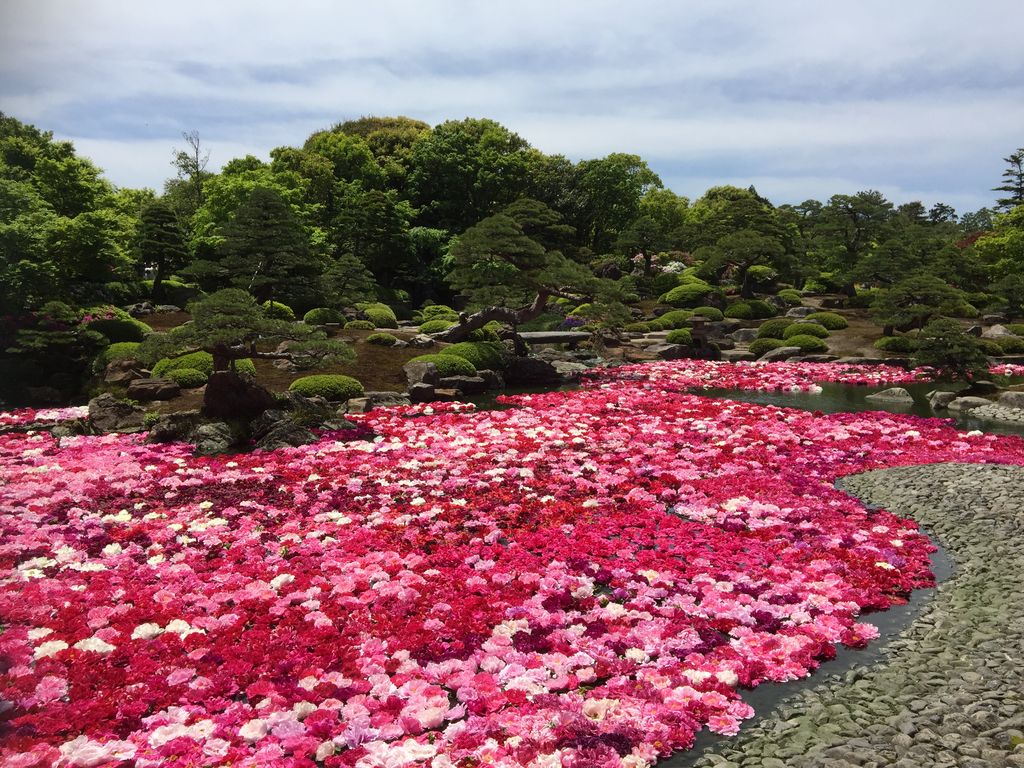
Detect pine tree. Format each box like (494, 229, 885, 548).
(139, 200, 188, 302)
(994, 148, 1024, 212)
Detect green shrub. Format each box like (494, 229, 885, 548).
(153, 351, 214, 378)
(785, 334, 829, 353)
(167, 367, 207, 388)
(568, 302, 592, 317)
(777, 289, 803, 306)
(289, 374, 365, 401)
(420, 304, 458, 320)
(145, 279, 201, 307)
(747, 300, 778, 319)
(442, 341, 506, 371)
(940, 300, 980, 319)
(783, 323, 830, 339)
(657, 310, 693, 329)
(360, 302, 398, 328)
(407, 353, 477, 377)
(758, 318, 794, 339)
(804, 311, 848, 330)
(665, 328, 693, 345)
(93, 341, 142, 372)
(749, 338, 788, 358)
(467, 326, 501, 342)
(746, 265, 778, 287)
(977, 338, 1004, 356)
(659, 281, 723, 308)
(1007, 324, 1024, 337)
(874, 335, 919, 353)
(87, 317, 152, 343)
(262, 301, 295, 321)
(232, 358, 257, 377)
(691, 306, 725, 321)
(625, 322, 650, 333)
(344, 320, 375, 330)
(724, 302, 754, 320)
(847, 288, 881, 309)
(997, 336, 1024, 354)
(647, 318, 672, 331)
(366, 332, 399, 346)
(303, 307, 344, 325)
(420, 318, 457, 334)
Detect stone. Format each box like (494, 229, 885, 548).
(966, 380, 998, 395)
(982, 313, 1007, 324)
(408, 334, 436, 349)
(431, 388, 462, 402)
(342, 391, 412, 413)
(966, 325, 984, 337)
(126, 377, 180, 402)
(927, 390, 959, 410)
(408, 383, 436, 403)
(504, 356, 561, 386)
(202, 372, 275, 421)
(125, 301, 155, 316)
(254, 421, 318, 451)
(721, 350, 756, 362)
(759, 346, 802, 362)
(998, 391, 1024, 409)
(981, 324, 1014, 340)
(731, 328, 759, 343)
(249, 409, 289, 441)
(438, 375, 488, 394)
(798, 354, 840, 363)
(193, 422, 234, 455)
(26, 386, 63, 404)
(103, 359, 150, 385)
(647, 343, 691, 360)
(155, 304, 182, 313)
(866, 387, 914, 404)
(476, 369, 506, 390)
(404, 360, 440, 387)
(947, 396, 993, 411)
(786, 306, 817, 318)
(147, 410, 204, 443)
(88, 393, 145, 433)
(552, 360, 590, 377)
(276, 391, 335, 424)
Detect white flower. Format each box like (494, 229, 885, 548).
(28, 627, 53, 640)
(239, 718, 269, 743)
(74, 637, 116, 653)
(101, 543, 122, 556)
(270, 573, 295, 591)
(624, 648, 648, 663)
(875, 561, 896, 570)
(34, 640, 69, 659)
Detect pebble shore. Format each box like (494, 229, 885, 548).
(682, 462, 1024, 768)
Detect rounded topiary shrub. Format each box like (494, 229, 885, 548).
(757, 318, 794, 339)
(747, 299, 778, 319)
(783, 322, 830, 339)
(442, 342, 506, 371)
(976, 338, 1003, 356)
(749, 338, 788, 358)
(467, 326, 501, 342)
(344, 320, 375, 330)
(804, 311, 848, 330)
(1006, 324, 1024, 337)
(659, 282, 723, 308)
(785, 334, 829, 353)
(288, 374, 365, 401)
(420, 304, 459, 321)
(420, 318, 457, 334)
(262, 301, 295, 321)
(724, 302, 754, 320)
(777, 289, 803, 306)
(647, 318, 673, 331)
(93, 341, 142, 372)
(153, 351, 215, 378)
(167, 367, 207, 388)
(366, 332, 399, 346)
(691, 306, 725, 321)
(625, 322, 650, 333)
(303, 307, 344, 325)
(997, 336, 1024, 354)
(658, 310, 693, 329)
(874, 335, 919, 353)
(407, 353, 476, 377)
(87, 317, 152, 343)
(360, 303, 398, 329)
(665, 328, 693, 346)
(232, 358, 257, 376)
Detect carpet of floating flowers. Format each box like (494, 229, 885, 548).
(3, 364, 1024, 768)
(0, 407, 89, 429)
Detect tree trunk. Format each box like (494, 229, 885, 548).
(432, 292, 552, 344)
(150, 263, 166, 303)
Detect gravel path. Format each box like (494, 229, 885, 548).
(684, 462, 1024, 768)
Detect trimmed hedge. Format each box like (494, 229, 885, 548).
(749, 338, 788, 358)
(153, 352, 254, 378)
(288, 374, 365, 401)
(874, 335, 919, 353)
(407, 354, 477, 377)
(1006, 324, 1024, 337)
(657, 310, 693, 329)
(748, 299, 778, 319)
(420, 318, 457, 334)
(804, 311, 848, 330)
(659, 281, 723, 308)
(997, 336, 1024, 354)
(87, 317, 152, 343)
(785, 334, 829, 353)
(167, 368, 207, 388)
(262, 301, 295, 321)
(665, 328, 693, 345)
(757, 318, 794, 339)
(977, 338, 1004, 356)
(420, 304, 459, 320)
(303, 307, 344, 325)
(366, 332, 399, 346)
(360, 303, 398, 329)
(93, 341, 142, 372)
(625, 322, 650, 333)
(691, 306, 725, 321)
(777, 289, 803, 306)
(724, 302, 754, 320)
(783, 323, 830, 339)
(344, 320, 375, 330)
(441, 342, 506, 371)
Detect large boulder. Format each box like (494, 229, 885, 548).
(982, 324, 1014, 340)
(947, 396, 993, 412)
(551, 361, 590, 377)
(730, 328, 759, 343)
(344, 391, 411, 413)
(786, 306, 817, 318)
(88, 394, 145, 433)
(193, 422, 234, 455)
(759, 346, 802, 362)
(998, 391, 1024, 409)
(254, 421, 318, 451)
(504, 357, 561, 386)
(147, 410, 204, 443)
(103, 359, 150, 386)
(721, 350, 756, 362)
(126, 377, 180, 402)
(408, 383, 436, 403)
(927, 390, 958, 410)
(408, 334, 436, 349)
(866, 387, 914, 405)
(202, 372, 275, 421)
(438, 375, 488, 395)
(404, 360, 441, 387)
(476, 369, 506, 390)
(125, 301, 155, 317)
(798, 354, 839, 363)
(647, 343, 692, 361)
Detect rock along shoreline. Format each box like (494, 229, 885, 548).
(682, 462, 1024, 768)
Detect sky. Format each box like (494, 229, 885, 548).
(2, 0, 1023, 213)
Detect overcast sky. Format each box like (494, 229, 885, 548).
(2, 1, 1022, 213)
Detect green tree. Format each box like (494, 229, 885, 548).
(993, 147, 1024, 212)
(139, 199, 189, 301)
(573, 153, 662, 253)
(975, 205, 1024, 278)
(870, 275, 966, 332)
(320, 251, 378, 308)
(696, 229, 787, 298)
(303, 130, 385, 189)
(914, 317, 989, 381)
(331, 115, 431, 194)
(332, 186, 415, 285)
(816, 191, 894, 293)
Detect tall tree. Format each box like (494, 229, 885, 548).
(170, 129, 211, 219)
(573, 153, 662, 253)
(816, 191, 894, 293)
(994, 147, 1024, 212)
(139, 199, 189, 301)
